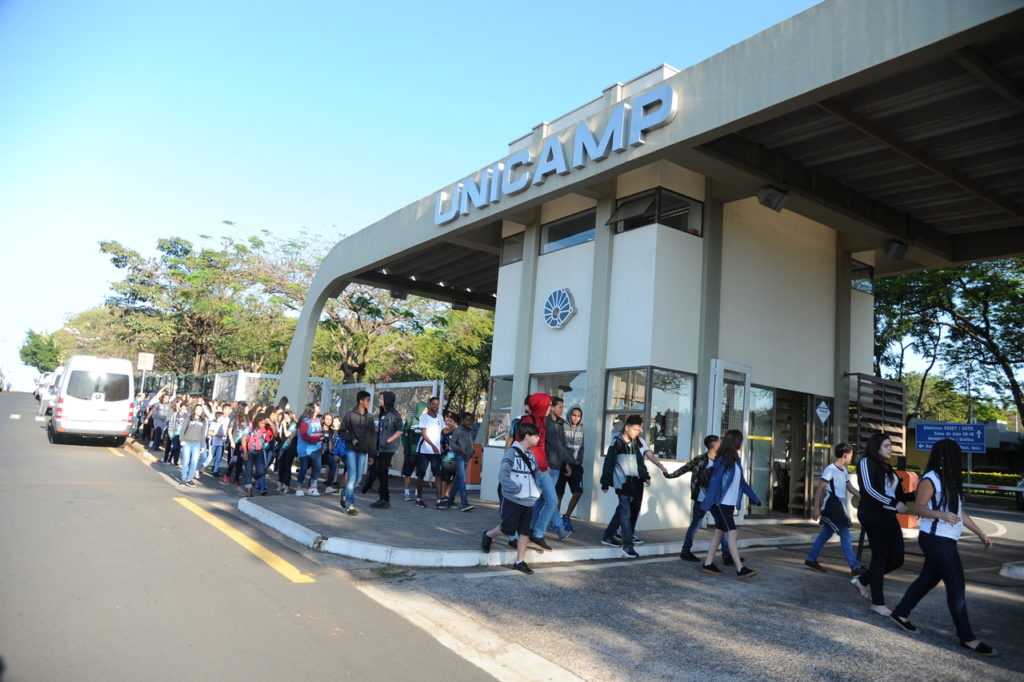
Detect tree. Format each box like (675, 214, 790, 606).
(19, 330, 62, 372)
(52, 307, 138, 361)
(874, 258, 1024, 420)
(100, 236, 263, 375)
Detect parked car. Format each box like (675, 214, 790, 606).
(48, 355, 134, 446)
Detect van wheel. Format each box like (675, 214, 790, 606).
(49, 427, 63, 445)
(112, 436, 126, 447)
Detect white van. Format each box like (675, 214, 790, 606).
(49, 355, 135, 446)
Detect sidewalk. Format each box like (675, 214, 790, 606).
(126, 439, 856, 567)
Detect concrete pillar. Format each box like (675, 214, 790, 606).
(581, 188, 616, 522)
(694, 182, 724, 447)
(510, 220, 540, 410)
(834, 240, 853, 447)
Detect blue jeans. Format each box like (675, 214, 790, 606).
(180, 441, 202, 482)
(806, 522, 859, 569)
(296, 454, 321, 489)
(446, 456, 469, 507)
(209, 443, 225, 474)
(894, 533, 974, 642)
(343, 449, 368, 506)
(530, 469, 564, 537)
(682, 504, 729, 555)
(604, 492, 635, 550)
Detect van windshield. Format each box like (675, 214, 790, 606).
(66, 371, 131, 402)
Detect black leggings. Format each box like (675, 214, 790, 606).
(856, 508, 904, 605)
(278, 445, 296, 487)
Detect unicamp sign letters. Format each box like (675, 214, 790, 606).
(434, 83, 678, 226)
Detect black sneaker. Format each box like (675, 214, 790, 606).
(679, 550, 700, 562)
(460, 504, 475, 512)
(890, 614, 920, 633)
(508, 536, 518, 548)
(601, 537, 622, 547)
(804, 559, 826, 573)
(736, 566, 757, 579)
(530, 536, 552, 551)
(724, 554, 743, 566)
(702, 563, 723, 575)
(960, 641, 997, 656)
(481, 531, 493, 554)
(851, 566, 867, 577)
(369, 499, 390, 509)
(511, 561, 534, 575)
(621, 547, 640, 559)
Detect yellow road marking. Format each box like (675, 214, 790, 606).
(172, 497, 315, 584)
(107, 447, 125, 458)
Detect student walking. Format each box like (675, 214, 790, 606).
(370, 391, 403, 509)
(889, 439, 996, 656)
(700, 429, 760, 579)
(480, 421, 542, 574)
(445, 411, 476, 511)
(599, 415, 650, 559)
(556, 406, 585, 532)
(666, 434, 729, 562)
(851, 433, 914, 615)
(295, 403, 323, 496)
(178, 404, 209, 488)
(276, 412, 298, 493)
(804, 443, 863, 575)
(338, 391, 376, 515)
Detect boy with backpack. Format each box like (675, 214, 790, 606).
(804, 443, 863, 575)
(480, 420, 542, 574)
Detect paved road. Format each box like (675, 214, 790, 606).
(0, 393, 493, 682)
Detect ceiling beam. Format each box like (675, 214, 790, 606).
(952, 47, 1024, 112)
(697, 134, 953, 257)
(952, 226, 1024, 263)
(816, 99, 1024, 223)
(353, 270, 496, 310)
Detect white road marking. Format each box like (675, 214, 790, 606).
(9, 414, 21, 420)
(976, 517, 1008, 538)
(34, 416, 46, 422)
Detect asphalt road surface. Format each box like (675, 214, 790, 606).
(0, 392, 494, 682)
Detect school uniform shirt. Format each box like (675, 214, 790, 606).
(921, 471, 964, 541)
(858, 457, 901, 511)
(417, 410, 445, 454)
(720, 463, 743, 506)
(819, 462, 852, 530)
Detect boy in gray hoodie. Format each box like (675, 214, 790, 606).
(480, 421, 542, 574)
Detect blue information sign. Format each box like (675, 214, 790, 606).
(915, 422, 986, 454)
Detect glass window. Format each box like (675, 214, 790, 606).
(609, 187, 703, 236)
(65, 371, 131, 402)
(486, 376, 513, 446)
(500, 233, 524, 265)
(540, 209, 596, 255)
(648, 368, 694, 460)
(606, 368, 646, 411)
(530, 371, 587, 414)
(603, 367, 696, 460)
(851, 259, 874, 294)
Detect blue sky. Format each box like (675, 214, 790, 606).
(0, 0, 822, 388)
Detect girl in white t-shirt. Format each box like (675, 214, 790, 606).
(889, 439, 996, 657)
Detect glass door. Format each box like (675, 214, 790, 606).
(747, 386, 774, 517)
(807, 395, 834, 516)
(708, 360, 752, 520)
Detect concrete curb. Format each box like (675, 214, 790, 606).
(999, 561, 1024, 580)
(237, 500, 847, 567)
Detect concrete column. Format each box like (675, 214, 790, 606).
(510, 220, 540, 408)
(833, 239, 853, 447)
(694, 182, 724, 447)
(581, 188, 616, 522)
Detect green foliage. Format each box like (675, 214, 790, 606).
(874, 258, 1024, 421)
(19, 329, 62, 372)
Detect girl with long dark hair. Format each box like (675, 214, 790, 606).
(888, 439, 996, 655)
(700, 429, 761, 579)
(851, 433, 915, 615)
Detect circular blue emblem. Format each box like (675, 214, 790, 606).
(543, 288, 576, 329)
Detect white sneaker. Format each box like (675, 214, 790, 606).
(403, 491, 412, 501)
(308, 488, 320, 496)
(325, 486, 338, 494)
(870, 604, 892, 617)
(850, 575, 870, 600)
(295, 489, 305, 497)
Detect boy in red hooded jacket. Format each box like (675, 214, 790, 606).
(519, 393, 570, 549)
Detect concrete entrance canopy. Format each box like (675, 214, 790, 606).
(276, 0, 1024, 405)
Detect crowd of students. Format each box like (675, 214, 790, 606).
(485, 392, 997, 656)
(134, 387, 997, 657)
